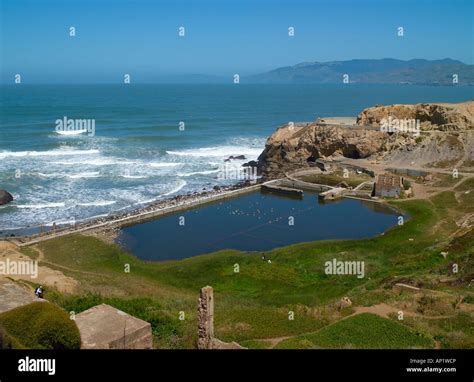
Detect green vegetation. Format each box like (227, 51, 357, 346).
(431, 174, 464, 188)
(0, 302, 81, 349)
(0, 323, 19, 349)
(19, 246, 39, 260)
(276, 313, 434, 349)
(47, 293, 186, 348)
(16, 177, 474, 349)
(298, 170, 371, 187)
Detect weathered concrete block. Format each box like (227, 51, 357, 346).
(75, 304, 152, 349)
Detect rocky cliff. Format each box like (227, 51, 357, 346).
(357, 101, 474, 131)
(257, 101, 474, 179)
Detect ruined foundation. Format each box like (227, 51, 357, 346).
(197, 286, 246, 350)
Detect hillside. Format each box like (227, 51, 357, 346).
(247, 58, 474, 85)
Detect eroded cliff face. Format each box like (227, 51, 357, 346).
(257, 123, 387, 178)
(356, 101, 474, 131)
(257, 101, 474, 179)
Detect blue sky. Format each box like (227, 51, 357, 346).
(1, 0, 473, 83)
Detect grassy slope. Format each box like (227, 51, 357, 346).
(21, 181, 474, 349)
(276, 313, 434, 349)
(0, 302, 81, 349)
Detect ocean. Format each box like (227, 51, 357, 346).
(0, 84, 472, 234)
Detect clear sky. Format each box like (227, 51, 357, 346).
(1, 0, 473, 83)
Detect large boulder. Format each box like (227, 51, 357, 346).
(0, 190, 13, 206)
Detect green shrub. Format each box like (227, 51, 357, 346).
(0, 302, 81, 349)
(463, 295, 474, 304)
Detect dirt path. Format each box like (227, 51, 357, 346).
(256, 303, 460, 349)
(0, 242, 78, 294)
(31, 245, 113, 279)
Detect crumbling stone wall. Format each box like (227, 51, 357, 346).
(197, 286, 214, 349)
(197, 286, 245, 350)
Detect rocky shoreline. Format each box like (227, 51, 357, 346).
(5, 180, 262, 245)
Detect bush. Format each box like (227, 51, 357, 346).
(0, 302, 81, 349)
(462, 295, 474, 304)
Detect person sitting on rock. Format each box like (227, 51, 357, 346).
(34, 286, 44, 299)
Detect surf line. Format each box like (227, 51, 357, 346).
(55, 116, 95, 136)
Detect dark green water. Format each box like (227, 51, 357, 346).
(117, 191, 400, 261)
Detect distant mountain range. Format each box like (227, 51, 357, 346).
(245, 58, 474, 85)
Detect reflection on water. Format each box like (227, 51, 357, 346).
(118, 191, 401, 261)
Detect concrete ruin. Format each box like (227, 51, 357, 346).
(75, 304, 152, 349)
(197, 286, 245, 350)
(373, 174, 404, 198)
(393, 283, 421, 293)
(337, 296, 353, 310)
(319, 187, 347, 201)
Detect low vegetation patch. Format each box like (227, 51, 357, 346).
(48, 293, 186, 348)
(0, 302, 81, 349)
(22, 183, 473, 349)
(276, 313, 434, 349)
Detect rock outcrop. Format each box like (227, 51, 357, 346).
(0, 190, 13, 206)
(258, 123, 386, 178)
(257, 101, 474, 178)
(356, 101, 474, 131)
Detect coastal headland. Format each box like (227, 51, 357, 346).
(1, 100, 473, 350)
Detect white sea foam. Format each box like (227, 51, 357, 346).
(121, 175, 148, 179)
(17, 202, 66, 209)
(55, 158, 127, 166)
(55, 129, 88, 136)
(162, 179, 187, 196)
(66, 172, 101, 179)
(38, 171, 100, 179)
(177, 169, 219, 177)
(38, 172, 64, 178)
(149, 162, 182, 168)
(134, 197, 160, 205)
(76, 201, 116, 207)
(166, 145, 262, 158)
(0, 149, 99, 159)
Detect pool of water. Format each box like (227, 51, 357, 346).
(117, 191, 400, 261)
